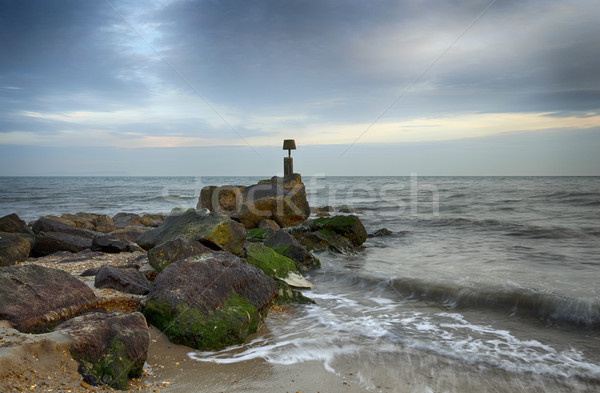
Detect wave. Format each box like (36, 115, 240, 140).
(332, 273, 600, 329)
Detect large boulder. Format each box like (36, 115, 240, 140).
(147, 237, 212, 272)
(107, 227, 148, 243)
(308, 215, 367, 247)
(0, 265, 97, 332)
(56, 213, 117, 233)
(136, 209, 246, 255)
(197, 174, 310, 229)
(143, 252, 277, 351)
(112, 213, 144, 228)
(92, 234, 142, 253)
(243, 243, 312, 289)
(32, 231, 94, 256)
(94, 265, 151, 295)
(0, 213, 34, 236)
(0, 233, 31, 266)
(265, 229, 321, 272)
(57, 312, 149, 390)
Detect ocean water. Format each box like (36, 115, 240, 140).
(1, 175, 599, 392)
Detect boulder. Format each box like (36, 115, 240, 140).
(32, 231, 94, 256)
(139, 214, 166, 227)
(309, 215, 367, 247)
(197, 185, 244, 215)
(106, 227, 148, 243)
(0, 264, 97, 332)
(92, 234, 142, 253)
(368, 228, 393, 237)
(265, 229, 321, 272)
(246, 227, 276, 242)
(243, 243, 312, 289)
(143, 252, 277, 351)
(32, 217, 98, 239)
(338, 205, 366, 214)
(0, 213, 34, 235)
(94, 265, 151, 295)
(57, 311, 149, 390)
(112, 213, 144, 228)
(198, 174, 310, 229)
(258, 219, 280, 230)
(54, 213, 117, 232)
(238, 174, 310, 229)
(136, 209, 246, 255)
(0, 233, 31, 266)
(297, 229, 354, 253)
(147, 237, 212, 272)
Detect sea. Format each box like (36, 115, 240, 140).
(1, 175, 599, 392)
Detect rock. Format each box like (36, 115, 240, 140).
(136, 209, 246, 255)
(198, 174, 310, 229)
(197, 185, 244, 215)
(32, 217, 98, 239)
(302, 230, 353, 253)
(107, 227, 148, 243)
(0, 233, 31, 266)
(94, 265, 151, 295)
(143, 252, 277, 351)
(139, 214, 166, 227)
(310, 206, 334, 215)
(92, 215, 117, 233)
(32, 231, 94, 256)
(92, 234, 142, 253)
(0, 264, 97, 332)
(80, 263, 141, 277)
(258, 219, 280, 230)
(244, 243, 312, 289)
(57, 312, 149, 390)
(112, 213, 143, 228)
(0, 213, 34, 235)
(368, 228, 393, 237)
(238, 174, 310, 229)
(265, 229, 321, 272)
(246, 227, 276, 242)
(55, 213, 117, 232)
(309, 215, 367, 247)
(274, 281, 315, 306)
(338, 205, 366, 214)
(147, 237, 212, 272)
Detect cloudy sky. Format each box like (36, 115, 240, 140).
(1, 0, 599, 176)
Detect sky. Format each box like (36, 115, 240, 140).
(1, 0, 599, 176)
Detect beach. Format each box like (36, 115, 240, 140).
(1, 176, 600, 392)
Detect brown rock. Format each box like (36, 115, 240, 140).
(0, 264, 98, 331)
(94, 265, 151, 295)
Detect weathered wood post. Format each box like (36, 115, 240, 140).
(283, 139, 296, 176)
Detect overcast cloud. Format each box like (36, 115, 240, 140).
(0, 0, 599, 175)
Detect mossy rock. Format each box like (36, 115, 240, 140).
(310, 215, 367, 246)
(246, 228, 275, 242)
(274, 281, 315, 305)
(143, 294, 263, 351)
(244, 243, 313, 288)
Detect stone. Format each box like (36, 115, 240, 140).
(274, 281, 315, 306)
(197, 185, 244, 215)
(136, 209, 246, 255)
(112, 213, 144, 228)
(0, 233, 31, 266)
(80, 263, 141, 277)
(238, 174, 310, 229)
(198, 174, 310, 229)
(258, 219, 280, 230)
(265, 229, 321, 272)
(246, 227, 276, 242)
(143, 252, 277, 351)
(107, 227, 148, 243)
(32, 217, 98, 239)
(147, 237, 212, 272)
(309, 215, 367, 247)
(244, 243, 313, 289)
(368, 228, 393, 237)
(32, 231, 94, 256)
(57, 312, 149, 390)
(94, 265, 151, 295)
(0, 213, 34, 235)
(139, 214, 166, 227)
(0, 264, 97, 332)
(92, 234, 142, 253)
(338, 205, 366, 214)
(92, 214, 117, 233)
(297, 229, 354, 253)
